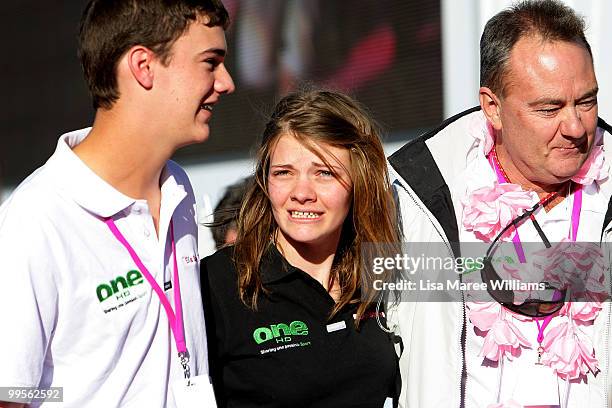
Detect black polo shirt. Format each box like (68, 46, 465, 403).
(201, 245, 399, 407)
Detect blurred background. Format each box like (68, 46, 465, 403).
(1, 0, 610, 256)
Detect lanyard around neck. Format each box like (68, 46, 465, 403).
(104, 218, 187, 355)
(488, 153, 583, 262)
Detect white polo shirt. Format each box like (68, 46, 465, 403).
(0, 128, 207, 407)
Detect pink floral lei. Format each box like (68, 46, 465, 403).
(460, 113, 609, 398)
(462, 114, 608, 244)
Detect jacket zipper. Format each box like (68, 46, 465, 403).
(400, 183, 467, 408)
(605, 301, 610, 407)
(460, 281, 467, 408)
(604, 229, 611, 407)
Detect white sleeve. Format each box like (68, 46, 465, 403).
(0, 201, 58, 388)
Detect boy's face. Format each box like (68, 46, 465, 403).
(152, 16, 235, 148)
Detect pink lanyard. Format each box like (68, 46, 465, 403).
(104, 218, 190, 376)
(488, 154, 583, 355)
(488, 154, 583, 262)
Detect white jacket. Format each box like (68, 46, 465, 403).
(387, 107, 612, 408)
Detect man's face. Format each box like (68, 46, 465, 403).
(493, 36, 598, 186)
(153, 16, 235, 148)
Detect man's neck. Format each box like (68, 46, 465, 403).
(494, 144, 569, 211)
(73, 110, 172, 234)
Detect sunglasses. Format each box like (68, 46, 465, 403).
(480, 201, 566, 317)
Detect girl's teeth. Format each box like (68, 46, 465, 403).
(201, 104, 212, 111)
(291, 211, 318, 219)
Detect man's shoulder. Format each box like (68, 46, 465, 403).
(389, 107, 481, 162)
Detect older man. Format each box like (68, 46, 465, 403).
(388, 1, 612, 407)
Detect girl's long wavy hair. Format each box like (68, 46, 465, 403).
(234, 88, 399, 321)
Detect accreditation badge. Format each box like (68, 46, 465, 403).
(513, 363, 560, 407)
(171, 375, 217, 407)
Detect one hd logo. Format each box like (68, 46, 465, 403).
(253, 321, 309, 344)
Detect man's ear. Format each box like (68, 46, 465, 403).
(126, 45, 156, 89)
(479, 86, 502, 130)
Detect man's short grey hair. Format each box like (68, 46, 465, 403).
(480, 0, 592, 96)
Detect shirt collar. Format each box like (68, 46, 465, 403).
(47, 128, 135, 218)
(48, 128, 187, 219)
(260, 244, 301, 284)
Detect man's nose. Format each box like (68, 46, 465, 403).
(560, 107, 587, 139)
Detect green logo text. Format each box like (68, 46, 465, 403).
(96, 270, 144, 302)
(253, 320, 309, 344)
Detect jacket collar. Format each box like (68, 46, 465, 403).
(388, 107, 480, 247)
(389, 107, 612, 242)
(598, 117, 612, 234)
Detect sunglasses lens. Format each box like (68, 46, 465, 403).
(501, 299, 564, 317)
(481, 258, 565, 317)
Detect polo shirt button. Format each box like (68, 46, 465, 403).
(144, 228, 150, 237)
(134, 208, 142, 214)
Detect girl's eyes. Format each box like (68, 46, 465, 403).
(269, 169, 337, 178)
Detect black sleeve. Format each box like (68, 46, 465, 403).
(200, 258, 227, 406)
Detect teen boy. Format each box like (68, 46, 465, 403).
(0, 1, 234, 406)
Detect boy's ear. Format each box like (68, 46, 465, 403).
(479, 86, 503, 130)
(126, 45, 155, 89)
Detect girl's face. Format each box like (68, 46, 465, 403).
(268, 133, 352, 251)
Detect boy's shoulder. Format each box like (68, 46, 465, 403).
(0, 128, 90, 228)
(0, 160, 62, 225)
